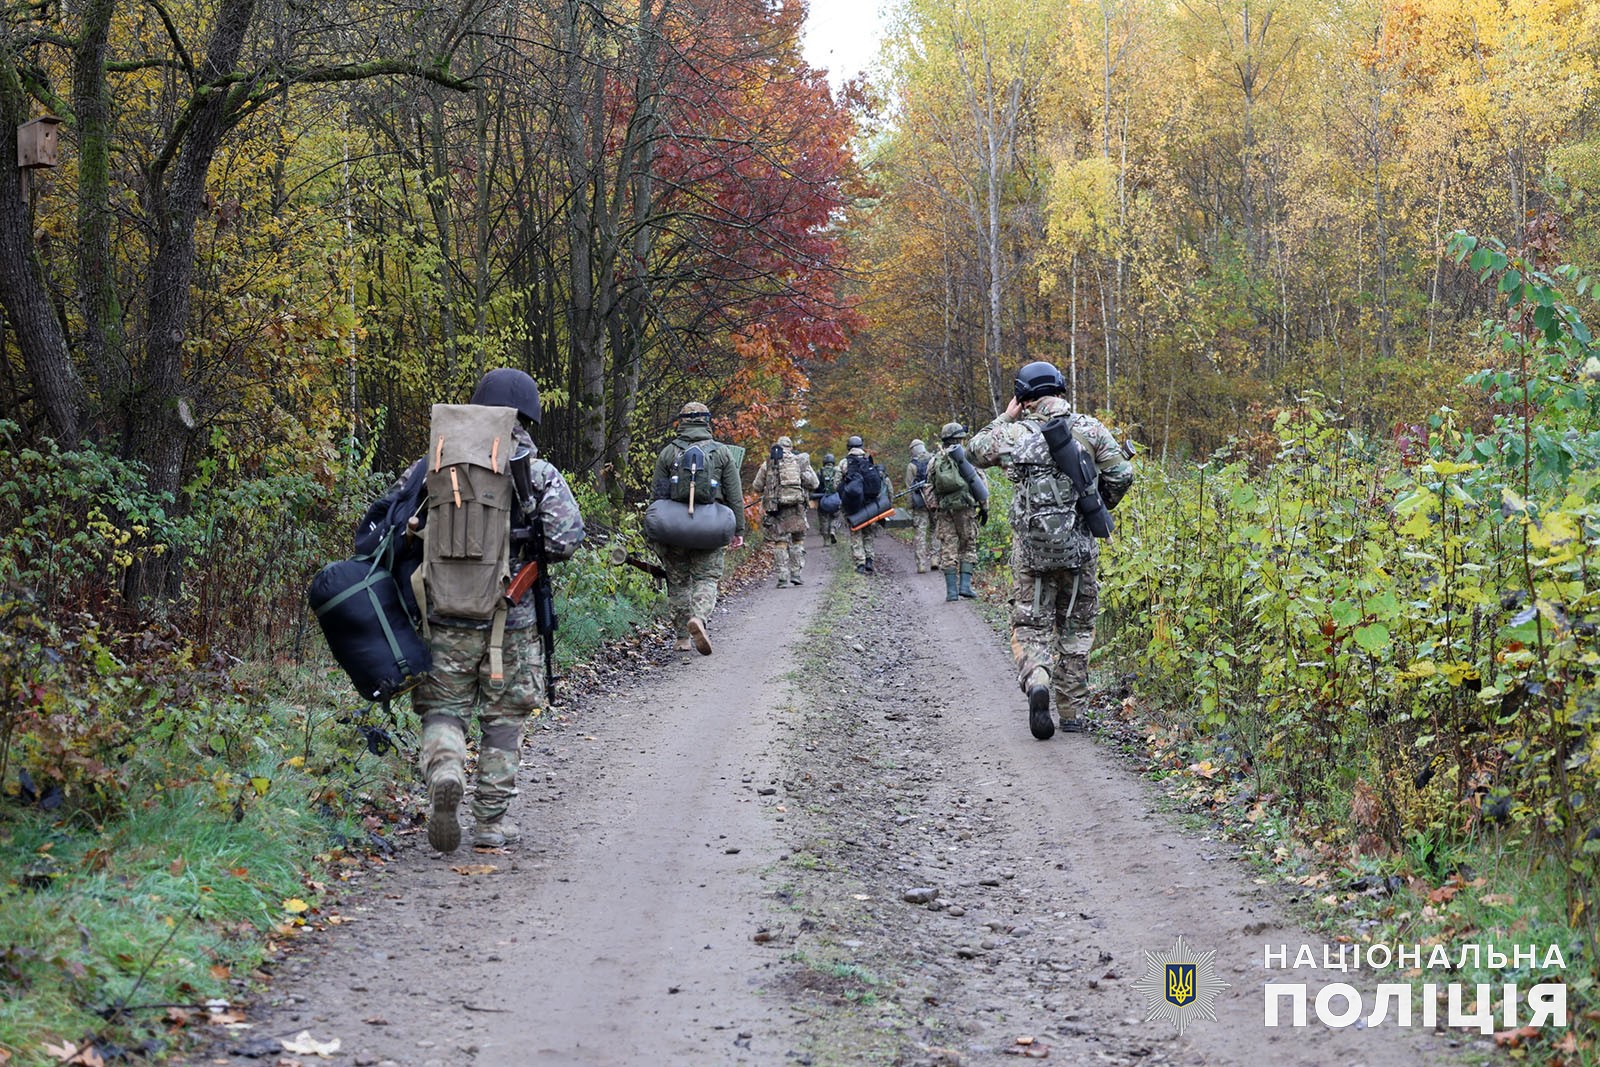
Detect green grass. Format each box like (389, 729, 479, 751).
(0, 772, 353, 1064)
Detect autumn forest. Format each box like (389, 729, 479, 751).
(2, 0, 1600, 1059)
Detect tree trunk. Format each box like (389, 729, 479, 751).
(123, 0, 261, 605)
(0, 60, 84, 441)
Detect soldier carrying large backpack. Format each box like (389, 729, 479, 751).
(928, 422, 990, 600)
(647, 401, 746, 655)
(752, 435, 819, 587)
(402, 368, 585, 852)
(969, 361, 1133, 741)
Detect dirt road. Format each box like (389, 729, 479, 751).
(203, 533, 1472, 1066)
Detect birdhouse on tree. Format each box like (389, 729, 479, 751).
(17, 116, 62, 169)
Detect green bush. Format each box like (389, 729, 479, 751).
(1100, 234, 1600, 934)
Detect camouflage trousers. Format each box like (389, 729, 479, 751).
(910, 509, 936, 570)
(847, 520, 879, 565)
(935, 507, 979, 568)
(653, 544, 725, 637)
(415, 623, 544, 822)
(819, 508, 842, 541)
(769, 531, 806, 583)
(1008, 554, 1099, 716)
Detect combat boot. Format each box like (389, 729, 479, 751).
(958, 563, 977, 598)
(864, 558, 875, 574)
(427, 770, 464, 852)
(674, 637, 692, 652)
(472, 817, 521, 848)
(944, 569, 960, 601)
(687, 616, 713, 656)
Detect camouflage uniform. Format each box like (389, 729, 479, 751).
(409, 430, 586, 847)
(905, 441, 937, 573)
(648, 417, 746, 646)
(969, 395, 1132, 727)
(817, 458, 842, 544)
(751, 438, 820, 586)
(837, 448, 889, 572)
(929, 447, 982, 570)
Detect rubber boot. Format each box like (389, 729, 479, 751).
(1026, 668, 1055, 740)
(958, 563, 977, 598)
(945, 569, 960, 602)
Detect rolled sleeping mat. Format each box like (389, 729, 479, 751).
(945, 445, 991, 504)
(644, 497, 737, 550)
(1040, 418, 1113, 538)
(847, 484, 895, 531)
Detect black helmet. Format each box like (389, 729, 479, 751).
(847, 435, 864, 449)
(1014, 361, 1066, 402)
(471, 368, 541, 425)
(824, 453, 835, 463)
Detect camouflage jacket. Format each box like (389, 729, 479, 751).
(968, 396, 1133, 498)
(650, 423, 747, 536)
(394, 426, 586, 630)
(969, 396, 1133, 572)
(752, 446, 820, 533)
(905, 447, 933, 511)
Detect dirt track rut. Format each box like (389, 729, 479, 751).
(197, 532, 1473, 1066)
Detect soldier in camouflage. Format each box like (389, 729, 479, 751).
(928, 422, 989, 601)
(969, 361, 1133, 740)
(752, 436, 820, 586)
(817, 452, 841, 544)
(904, 440, 937, 573)
(837, 436, 889, 574)
(410, 369, 587, 852)
(649, 402, 747, 653)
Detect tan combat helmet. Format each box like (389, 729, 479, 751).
(776, 435, 793, 448)
(940, 422, 968, 442)
(677, 401, 711, 422)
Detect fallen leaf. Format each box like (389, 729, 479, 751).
(210, 964, 231, 980)
(1493, 1025, 1540, 1049)
(282, 898, 310, 914)
(362, 1017, 389, 1026)
(280, 1031, 341, 1057)
(450, 864, 498, 876)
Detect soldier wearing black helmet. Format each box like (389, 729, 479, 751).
(970, 361, 1133, 740)
(406, 368, 585, 850)
(836, 435, 888, 573)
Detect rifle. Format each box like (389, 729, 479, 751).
(607, 544, 667, 583)
(507, 452, 560, 701)
(892, 480, 931, 501)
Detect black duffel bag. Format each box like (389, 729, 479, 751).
(308, 558, 432, 702)
(643, 498, 737, 550)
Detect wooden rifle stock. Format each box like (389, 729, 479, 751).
(505, 560, 541, 605)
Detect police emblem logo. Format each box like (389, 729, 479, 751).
(1135, 935, 1228, 1035)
